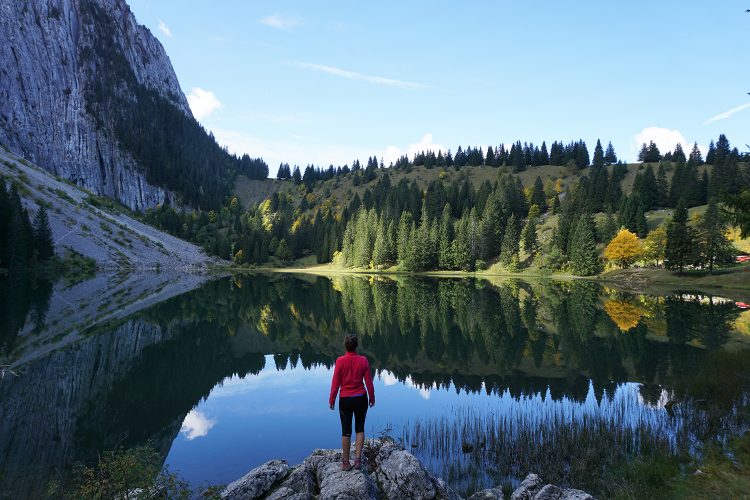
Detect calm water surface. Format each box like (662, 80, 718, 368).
(1, 273, 749, 497)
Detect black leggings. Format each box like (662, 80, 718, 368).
(339, 395, 368, 437)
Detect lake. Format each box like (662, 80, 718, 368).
(1, 273, 749, 498)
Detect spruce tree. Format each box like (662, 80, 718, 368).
(396, 211, 413, 266)
(499, 214, 519, 268)
(372, 216, 388, 268)
(600, 209, 619, 244)
(706, 141, 716, 164)
(438, 204, 454, 269)
(453, 211, 474, 271)
(638, 143, 648, 162)
(672, 143, 686, 164)
(521, 205, 540, 258)
(478, 193, 503, 260)
(604, 141, 617, 165)
(530, 176, 548, 212)
(697, 198, 732, 274)
(665, 200, 693, 274)
(592, 139, 605, 168)
(569, 212, 601, 276)
(656, 164, 669, 207)
(32, 206, 54, 262)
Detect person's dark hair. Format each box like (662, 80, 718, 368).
(344, 334, 358, 352)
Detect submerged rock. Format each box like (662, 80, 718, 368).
(221, 441, 594, 500)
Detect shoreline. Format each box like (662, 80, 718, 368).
(226, 263, 750, 297)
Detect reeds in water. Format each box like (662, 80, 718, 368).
(399, 381, 748, 496)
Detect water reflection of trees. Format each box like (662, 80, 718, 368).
(111, 274, 744, 410)
(0, 273, 52, 358)
(2, 273, 744, 496)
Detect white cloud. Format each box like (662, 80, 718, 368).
(632, 127, 701, 159)
(291, 62, 425, 90)
(180, 410, 215, 440)
(260, 14, 300, 30)
(157, 20, 172, 38)
(212, 129, 447, 177)
(187, 88, 222, 120)
(212, 128, 368, 173)
(704, 102, 750, 125)
(383, 133, 445, 166)
(380, 370, 432, 400)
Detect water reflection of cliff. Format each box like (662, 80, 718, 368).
(0, 273, 744, 498)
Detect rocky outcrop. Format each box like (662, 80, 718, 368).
(222, 439, 459, 500)
(509, 474, 593, 500)
(221, 440, 594, 500)
(0, 0, 188, 210)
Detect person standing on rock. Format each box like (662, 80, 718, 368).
(329, 334, 375, 471)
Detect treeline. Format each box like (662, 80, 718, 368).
(271, 138, 614, 193)
(80, 0, 268, 211)
(0, 177, 54, 273)
(144, 133, 748, 274)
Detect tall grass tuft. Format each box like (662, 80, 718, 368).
(400, 382, 749, 497)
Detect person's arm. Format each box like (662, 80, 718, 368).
(329, 359, 341, 408)
(364, 359, 375, 406)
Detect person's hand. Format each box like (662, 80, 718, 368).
(330, 404, 335, 410)
(369, 401, 375, 408)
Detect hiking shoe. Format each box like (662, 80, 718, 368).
(341, 460, 353, 471)
(354, 458, 362, 470)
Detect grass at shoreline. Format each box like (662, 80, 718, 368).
(230, 260, 750, 298)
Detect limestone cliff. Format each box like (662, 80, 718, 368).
(0, 0, 189, 210)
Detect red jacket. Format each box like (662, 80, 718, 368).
(329, 351, 375, 406)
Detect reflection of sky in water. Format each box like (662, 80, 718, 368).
(165, 355, 668, 488)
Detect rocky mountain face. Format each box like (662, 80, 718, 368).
(0, 0, 189, 210)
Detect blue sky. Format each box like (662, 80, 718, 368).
(129, 1, 749, 175)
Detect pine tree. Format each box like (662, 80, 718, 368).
(396, 211, 413, 266)
(499, 214, 519, 268)
(453, 211, 474, 271)
(539, 142, 550, 165)
(638, 143, 648, 162)
(665, 200, 693, 274)
(32, 206, 54, 262)
(438, 204, 454, 269)
(645, 141, 661, 162)
(656, 164, 669, 207)
(478, 193, 503, 260)
(687, 142, 703, 167)
(600, 209, 619, 244)
(372, 216, 389, 268)
(569, 212, 601, 276)
(275, 239, 292, 263)
(603, 141, 616, 164)
(671, 143, 686, 164)
(706, 141, 716, 164)
(697, 198, 732, 274)
(619, 194, 648, 237)
(592, 139, 605, 168)
(530, 176, 548, 212)
(521, 205, 540, 258)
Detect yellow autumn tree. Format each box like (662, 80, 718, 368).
(604, 299, 644, 332)
(604, 229, 642, 268)
(641, 226, 667, 266)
